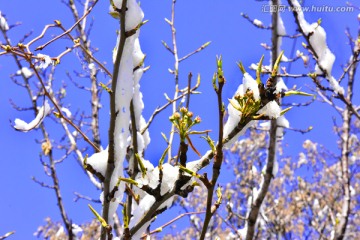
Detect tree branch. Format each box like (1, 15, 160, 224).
(102, 1, 128, 238)
(246, 1, 280, 238)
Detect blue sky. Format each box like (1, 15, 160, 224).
(0, 0, 358, 238)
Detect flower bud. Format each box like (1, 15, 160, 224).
(173, 112, 181, 119)
(180, 107, 188, 114)
(194, 116, 201, 123)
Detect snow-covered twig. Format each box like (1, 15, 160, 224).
(0, 231, 15, 240)
(287, 0, 360, 121)
(287, 1, 359, 238)
(240, 13, 271, 30)
(13, 100, 51, 132)
(102, 0, 146, 239)
(2, 24, 77, 238)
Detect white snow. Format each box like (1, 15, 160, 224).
(277, 10, 286, 55)
(315, 48, 335, 75)
(133, 38, 145, 66)
(243, 73, 260, 100)
(61, 107, 72, 118)
(133, 68, 150, 151)
(276, 115, 289, 128)
(16, 67, 33, 79)
(160, 163, 179, 195)
(135, 159, 158, 189)
(130, 194, 156, 228)
(223, 92, 242, 140)
(257, 101, 281, 119)
(36, 54, 53, 69)
(289, 0, 344, 95)
(88, 63, 95, 70)
(135, 162, 179, 196)
(275, 77, 288, 94)
(272, 157, 279, 176)
(259, 121, 270, 130)
(224, 121, 254, 148)
(327, 76, 344, 95)
(0, 12, 9, 31)
(113, 35, 136, 209)
(249, 63, 258, 70)
(259, 115, 290, 139)
(85, 146, 108, 177)
(281, 54, 289, 62)
(71, 224, 83, 236)
(277, 8, 286, 36)
(276, 115, 289, 139)
(14, 100, 51, 132)
(253, 19, 263, 27)
(131, 20, 150, 153)
(55, 226, 64, 238)
(105, 0, 145, 229)
(186, 153, 211, 173)
(129, 194, 155, 240)
(113, 34, 121, 64)
(223, 72, 260, 144)
(159, 196, 175, 210)
(111, 0, 144, 31)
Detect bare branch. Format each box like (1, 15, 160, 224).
(35, 0, 99, 51)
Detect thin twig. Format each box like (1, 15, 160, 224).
(2, 28, 74, 239)
(35, 0, 99, 51)
(73, 192, 101, 203)
(241, 12, 272, 30)
(179, 41, 211, 62)
(30, 64, 100, 153)
(56, 22, 112, 77)
(199, 62, 225, 240)
(185, 72, 192, 109)
(141, 211, 206, 239)
(167, 0, 180, 162)
(0, 231, 15, 240)
(32, 176, 55, 189)
(287, 0, 360, 120)
(25, 23, 58, 52)
(140, 79, 200, 134)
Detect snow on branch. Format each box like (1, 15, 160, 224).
(101, 0, 149, 238)
(111, 1, 144, 182)
(288, 0, 344, 95)
(0, 11, 9, 31)
(14, 100, 51, 132)
(223, 52, 294, 148)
